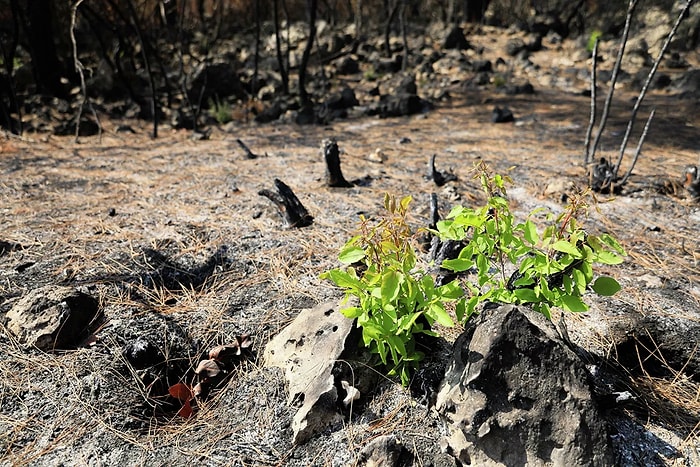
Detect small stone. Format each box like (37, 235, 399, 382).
(491, 106, 514, 123)
(123, 337, 163, 369)
(341, 380, 360, 406)
(357, 435, 403, 467)
(6, 285, 99, 351)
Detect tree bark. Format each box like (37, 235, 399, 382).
(298, 0, 318, 107)
(25, 0, 68, 96)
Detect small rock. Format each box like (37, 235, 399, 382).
(505, 38, 526, 56)
(357, 435, 403, 467)
(443, 26, 470, 50)
(335, 56, 360, 75)
(122, 336, 164, 369)
(0, 240, 23, 256)
(491, 106, 514, 123)
(6, 285, 100, 351)
(368, 148, 387, 163)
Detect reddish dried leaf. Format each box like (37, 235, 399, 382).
(168, 382, 193, 402)
(177, 399, 193, 418)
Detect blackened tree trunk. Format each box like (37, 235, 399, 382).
(273, 0, 289, 94)
(464, 0, 490, 23)
(298, 0, 318, 107)
(253, 0, 261, 98)
(399, 0, 408, 71)
(383, 0, 399, 57)
(25, 0, 69, 97)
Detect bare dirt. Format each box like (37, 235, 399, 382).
(1, 26, 700, 466)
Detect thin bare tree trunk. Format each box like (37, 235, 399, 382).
(384, 0, 399, 57)
(583, 39, 598, 167)
(588, 0, 639, 171)
(273, 0, 289, 94)
(400, 0, 408, 71)
(614, 0, 694, 178)
(299, 0, 318, 106)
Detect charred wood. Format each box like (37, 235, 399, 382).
(323, 139, 353, 187)
(428, 154, 457, 186)
(259, 179, 314, 228)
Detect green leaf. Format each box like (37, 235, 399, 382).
(398, 311, 423, 332)
(381, 270, 401, 303)
(455, 299, 466, 323)
(523, 219, 539, 245)
(572, 268, 587, 295)
(560, 294, 588, 312)
(442, 258, 474, 272)
(591, 276, 622, 296)
(598, 233, 626, 255)
(437, 280, 464, 300)
(387, 335, 407, 357)
(551, 240, 582, 258)
(340, 306, 363, 319)
(428, 302, 454, 327)
(580, 260, 593, 283)
(514, 288, 539, 302)
(338, 245, 366, 264)
(593, 250, 624, 265)
(323, 269, 364, 291)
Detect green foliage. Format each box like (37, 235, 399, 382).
(321, 194, 461, 386)
(493, 74, 507, 88)
(587, 29, 603, 53)
(436, 162, 626, 319)
(323, 164, 626, 385)
(363, 67, 378, 82)
(208, 96, 232, 124)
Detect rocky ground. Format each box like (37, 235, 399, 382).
(1, 22, 700, 466)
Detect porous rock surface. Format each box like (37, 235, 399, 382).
(6, 285, 99, 351)
(436, 305, 613, 466)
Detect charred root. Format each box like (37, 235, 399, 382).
(258, 179, 314, 228)
(323, 139, 353, 187)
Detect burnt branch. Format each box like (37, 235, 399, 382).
(428, 154, 457, 187)
(237, 138, 259, 159)
(323, 139, 352, 187)
(259, 179, 314, 228)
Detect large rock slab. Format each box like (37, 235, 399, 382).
(436, 305, 613, 466)
(264, 300, 355, 444)
(6, 285, 99, 351)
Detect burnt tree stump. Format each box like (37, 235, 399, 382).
(428, 154, 457, 186)
(323, 139, 353, 187)
(259, 179, 314, 228)
(429, 192, 440, 229)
